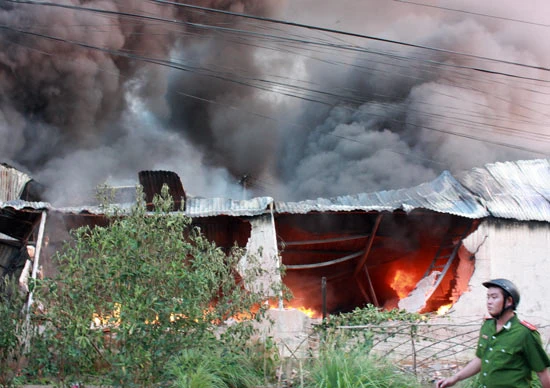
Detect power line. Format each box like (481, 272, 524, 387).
(1, 22, 547, 156)
(150, 0, 550, 74)
(2, 1, 548, 156)
(6, 0, 550, 86)
(392, 0, 550, 28)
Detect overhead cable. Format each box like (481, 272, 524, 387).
(392, 0, 550, 28)
(6, 0, 550, 84)
(150, 0, 550, 73)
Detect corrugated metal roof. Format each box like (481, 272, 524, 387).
(459, 158, 550, 222)
(51, 197, 275, 217)
(275, 171, 489, 218)
(0, 164, 32, 202)
(0, 200, 50, 211)
(2, 159, 549, 222)
(0, 201, 46, 240)
(184, 196, 274, 217)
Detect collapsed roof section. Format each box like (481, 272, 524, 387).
(459, 159, 550, 222)
(274, 170, 488, 218)
(0, 165, 49, 278)
(271, 159, 548, 314)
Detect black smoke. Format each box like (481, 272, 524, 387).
(0, 0, 548, 205)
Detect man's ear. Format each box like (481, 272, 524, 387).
(505, 296, 514, 308)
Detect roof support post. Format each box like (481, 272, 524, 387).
(363, 265, 379, 307)
(269, 202, 284, 309)
(353, 213, 382, 277)
(23, 210, 47, 350)
(355, 276, 371, 304)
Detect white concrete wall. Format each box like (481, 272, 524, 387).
(239, 214, 282, 298)
(451, 219, 550, 343)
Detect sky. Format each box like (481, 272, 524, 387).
(1, 0, 549, 205)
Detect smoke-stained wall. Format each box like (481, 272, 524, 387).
(1, 1, 548, 206)
(454, 219, 550, 342)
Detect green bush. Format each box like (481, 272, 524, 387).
(0, 275, 26, 387)
(166, 346, 264, 388)
(26, 185, 280, 387)
(302, 346, 424, 388)
(317, 305, 425, 354)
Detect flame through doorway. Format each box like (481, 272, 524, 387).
(276, 210, 477, 317)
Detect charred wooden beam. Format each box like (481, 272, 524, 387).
(353, 213, 383, 277)
(363, 266, 379, 307)
(355, 276, 371, 305)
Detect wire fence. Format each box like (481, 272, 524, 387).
(336, 321, 481, 378)
(272, 319, 483, 384)
(266, 316, 550, 387)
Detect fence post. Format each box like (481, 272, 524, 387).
(411, 324, 417, 376)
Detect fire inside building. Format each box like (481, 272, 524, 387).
(1, 159, 550, 324)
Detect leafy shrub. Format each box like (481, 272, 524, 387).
(27, 185, 279, 387)
(302, 346, 424, 388)
(317, 304, 425, 353)
(327, 304, 424, 326)
(166, 345, 264, 388)
(0, 275, 26, 387)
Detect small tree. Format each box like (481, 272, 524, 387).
(29, 185, 278, 387)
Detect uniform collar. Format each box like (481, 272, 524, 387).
(501, 314, 518, 330)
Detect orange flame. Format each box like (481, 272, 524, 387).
(264, 299, 319, 319)
(390, 269, 417, 299)
(292, 306, 316, 318)
(437, 303, 452, 315)
(92, 303, 121, 328)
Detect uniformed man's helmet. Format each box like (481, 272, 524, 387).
(483, 278, 520, 309)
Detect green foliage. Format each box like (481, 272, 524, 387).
(327, 304, 424, 327)
(317, 304, 425, 354)
(28, 185, 278, 387)
(0, 275, 26, 388)
(165, 345, 264, 388)
(302, 346, 423, 388)
(307, 307, 424, 386)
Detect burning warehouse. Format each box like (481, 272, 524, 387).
(2, 158, 550, 341)
(1, 1, 549, 318)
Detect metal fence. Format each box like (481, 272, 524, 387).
(269, 317, 550, 386)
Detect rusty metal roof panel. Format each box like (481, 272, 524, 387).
(459, 159, 550, 222)
(184, 196, 273, 217)
(52, 196, 275, 217)
(0, 200, 50, 211)
(0, 164, 32, 201)
(275, 171, 489, 218)
(138, 170, 186, 211)
(0, 201, 45, 240)
(52, 203, 135, 215)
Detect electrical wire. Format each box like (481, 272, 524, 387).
(1, 0, 548, 157)
(149, 0, 550, 73)
(391, 0, 550, 28)
(6, 0, 550, 84)
(1, 21, 547, 156)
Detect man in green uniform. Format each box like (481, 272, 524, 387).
(436, 279, 550, 388)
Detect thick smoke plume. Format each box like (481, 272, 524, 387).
(0, 0, 548, 205)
